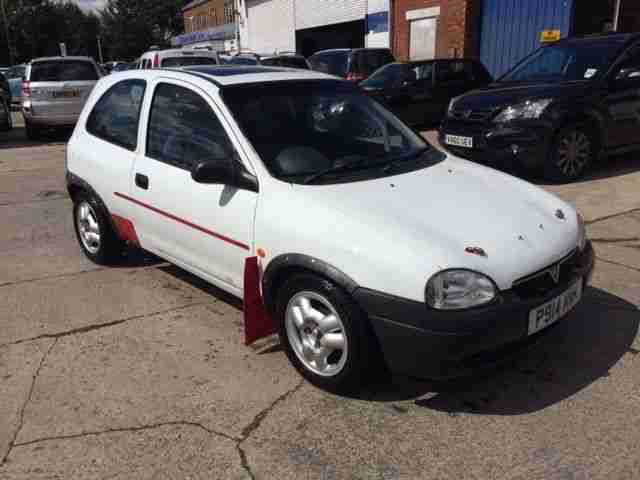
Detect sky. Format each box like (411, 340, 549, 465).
(72, 0, 107, 11)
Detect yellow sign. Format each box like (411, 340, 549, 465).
(540, 30, 561, 43)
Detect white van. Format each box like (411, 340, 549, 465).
(138, 48, 219, 69)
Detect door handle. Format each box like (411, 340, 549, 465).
(135, 173, 149, 190)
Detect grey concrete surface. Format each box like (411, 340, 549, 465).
(0, 125, 638, 479)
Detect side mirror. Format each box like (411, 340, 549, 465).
(191, 158, 258, 192)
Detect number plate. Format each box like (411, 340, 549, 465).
(53, 90, 80, 98)
(445, 134, 473, 148)
(528, 280, 582, 335)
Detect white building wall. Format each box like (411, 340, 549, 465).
(245, 0, 295, 54)
(295, 0, 366, 30)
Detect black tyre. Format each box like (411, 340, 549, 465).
(276, 272, 381, 393)
(545, 125, 595, 182)
(72, 192, 124, 265)
(25, 121, 40, 141)
(0, 99, 11, 131)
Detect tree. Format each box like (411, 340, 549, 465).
(100, 0, 186, 61)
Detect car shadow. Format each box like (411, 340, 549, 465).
(0, 124, 71, 149)
(129, 258, 638, 414)
(357, 286, 638, 414)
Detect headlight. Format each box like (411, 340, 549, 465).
(577, 212, 587, 251)
(447, 96, 461, 116)
(493, 99, 552, 123)
(426, 270, 496, 310)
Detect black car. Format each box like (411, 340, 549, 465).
(440, 33, 640, 182)
(308, 48, 395, 82)
(361, 59, 492, 127)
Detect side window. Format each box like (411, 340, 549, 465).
(146, 83, 235, 171)
(86, 79, 146, 151)
(437, 61, 467, 82)
(415, 63, 434, 81)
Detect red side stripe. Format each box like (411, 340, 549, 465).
(114, 192, 250, 251)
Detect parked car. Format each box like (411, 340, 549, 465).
(138, 48, 219, 69)
(440, 32, 640, 182)
(66, 66, 594, 393)
(22, 56, 102, 139)
(3, 64, 26, 106)
(0, 87, 12, 131)
(228, 52, 311, 69)
(112, 62, 137, 72)
(308, 48, 395, 82)
(361, 59, 493, 127)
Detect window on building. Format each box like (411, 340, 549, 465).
(224, 0, 234, 24)
(147, 83, 236, 171)
(87, 80, 146, 151)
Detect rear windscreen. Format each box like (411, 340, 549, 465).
(309, 52, 349, 77)
(161, 57, 218, 67)
(31, 61, 98, 81)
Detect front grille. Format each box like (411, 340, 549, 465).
(448, 107, 496, 122)
(512, 249, 579, 299)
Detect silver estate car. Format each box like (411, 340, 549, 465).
(22, 56, 101, 139)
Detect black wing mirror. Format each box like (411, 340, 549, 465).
(191, 158, 258, 192)
(613, 68, 640, 88)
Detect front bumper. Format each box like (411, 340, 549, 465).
(439, 118, 554, 170)
(355, 241, 595, 379)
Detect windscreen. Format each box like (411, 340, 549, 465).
(30, 61, 98, 81)
(309, 52, 350, 77)
(222, 81, 435, 184)
(499, 39, 626, 83)
(161, 56, 217, 67)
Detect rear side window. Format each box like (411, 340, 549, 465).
(354, 50, 394, 77)
(309, 52, 349, 77)
(146, 83, 235, 171)
(86, 79, 146, 151)
(161, 56, 217, 67)
(30, 61, 98, 82)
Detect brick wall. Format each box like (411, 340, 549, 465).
(393, 0, 481, 61)
(184, 0, 227, 33)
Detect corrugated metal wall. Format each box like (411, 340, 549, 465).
(295, 0, 367, 30)
(480, 0, 575, 78)
(246, 0, 295, 54)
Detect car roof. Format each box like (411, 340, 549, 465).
(142, 49, 217, 57)
(555, 32, 640, 46)
(182, 65, 334, 86)
(108, 66, 335, 87)
(31, 56, 95, 63)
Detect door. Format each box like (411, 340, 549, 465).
(606, 45, 640, 149)
(409, 17, 437, 61)
(433, 60, 474, 121)
(131, 80, 258, 294)
(384, 63, 436, 126)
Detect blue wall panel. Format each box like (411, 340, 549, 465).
(480, 0, 574, 78)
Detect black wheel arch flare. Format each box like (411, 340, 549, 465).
(261, 253, 360, 316)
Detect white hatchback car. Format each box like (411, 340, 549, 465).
(66, 66, 594, 393)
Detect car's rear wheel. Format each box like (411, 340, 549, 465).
(545, 125, 595, 182)
(1, 98, 12, 131)
(276, 272, 380, 393)
(73, 192, 124, 265)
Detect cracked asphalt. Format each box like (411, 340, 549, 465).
(0, 123, 639, 479)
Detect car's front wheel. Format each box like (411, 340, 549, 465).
(545, 125, 595, 182)
(276, 273, 381, 393)
(73, 193, 124, 265)
(25, 121, 41, 141)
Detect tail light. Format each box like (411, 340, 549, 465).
(346, 72, 365, 82)
(22, 81, 31, 97)
(153, 54, 159, 68)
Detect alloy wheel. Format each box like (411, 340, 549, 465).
(285, 291, 348, 377)
(76, 201, 101, 254)
(556, 130, 591, 177)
